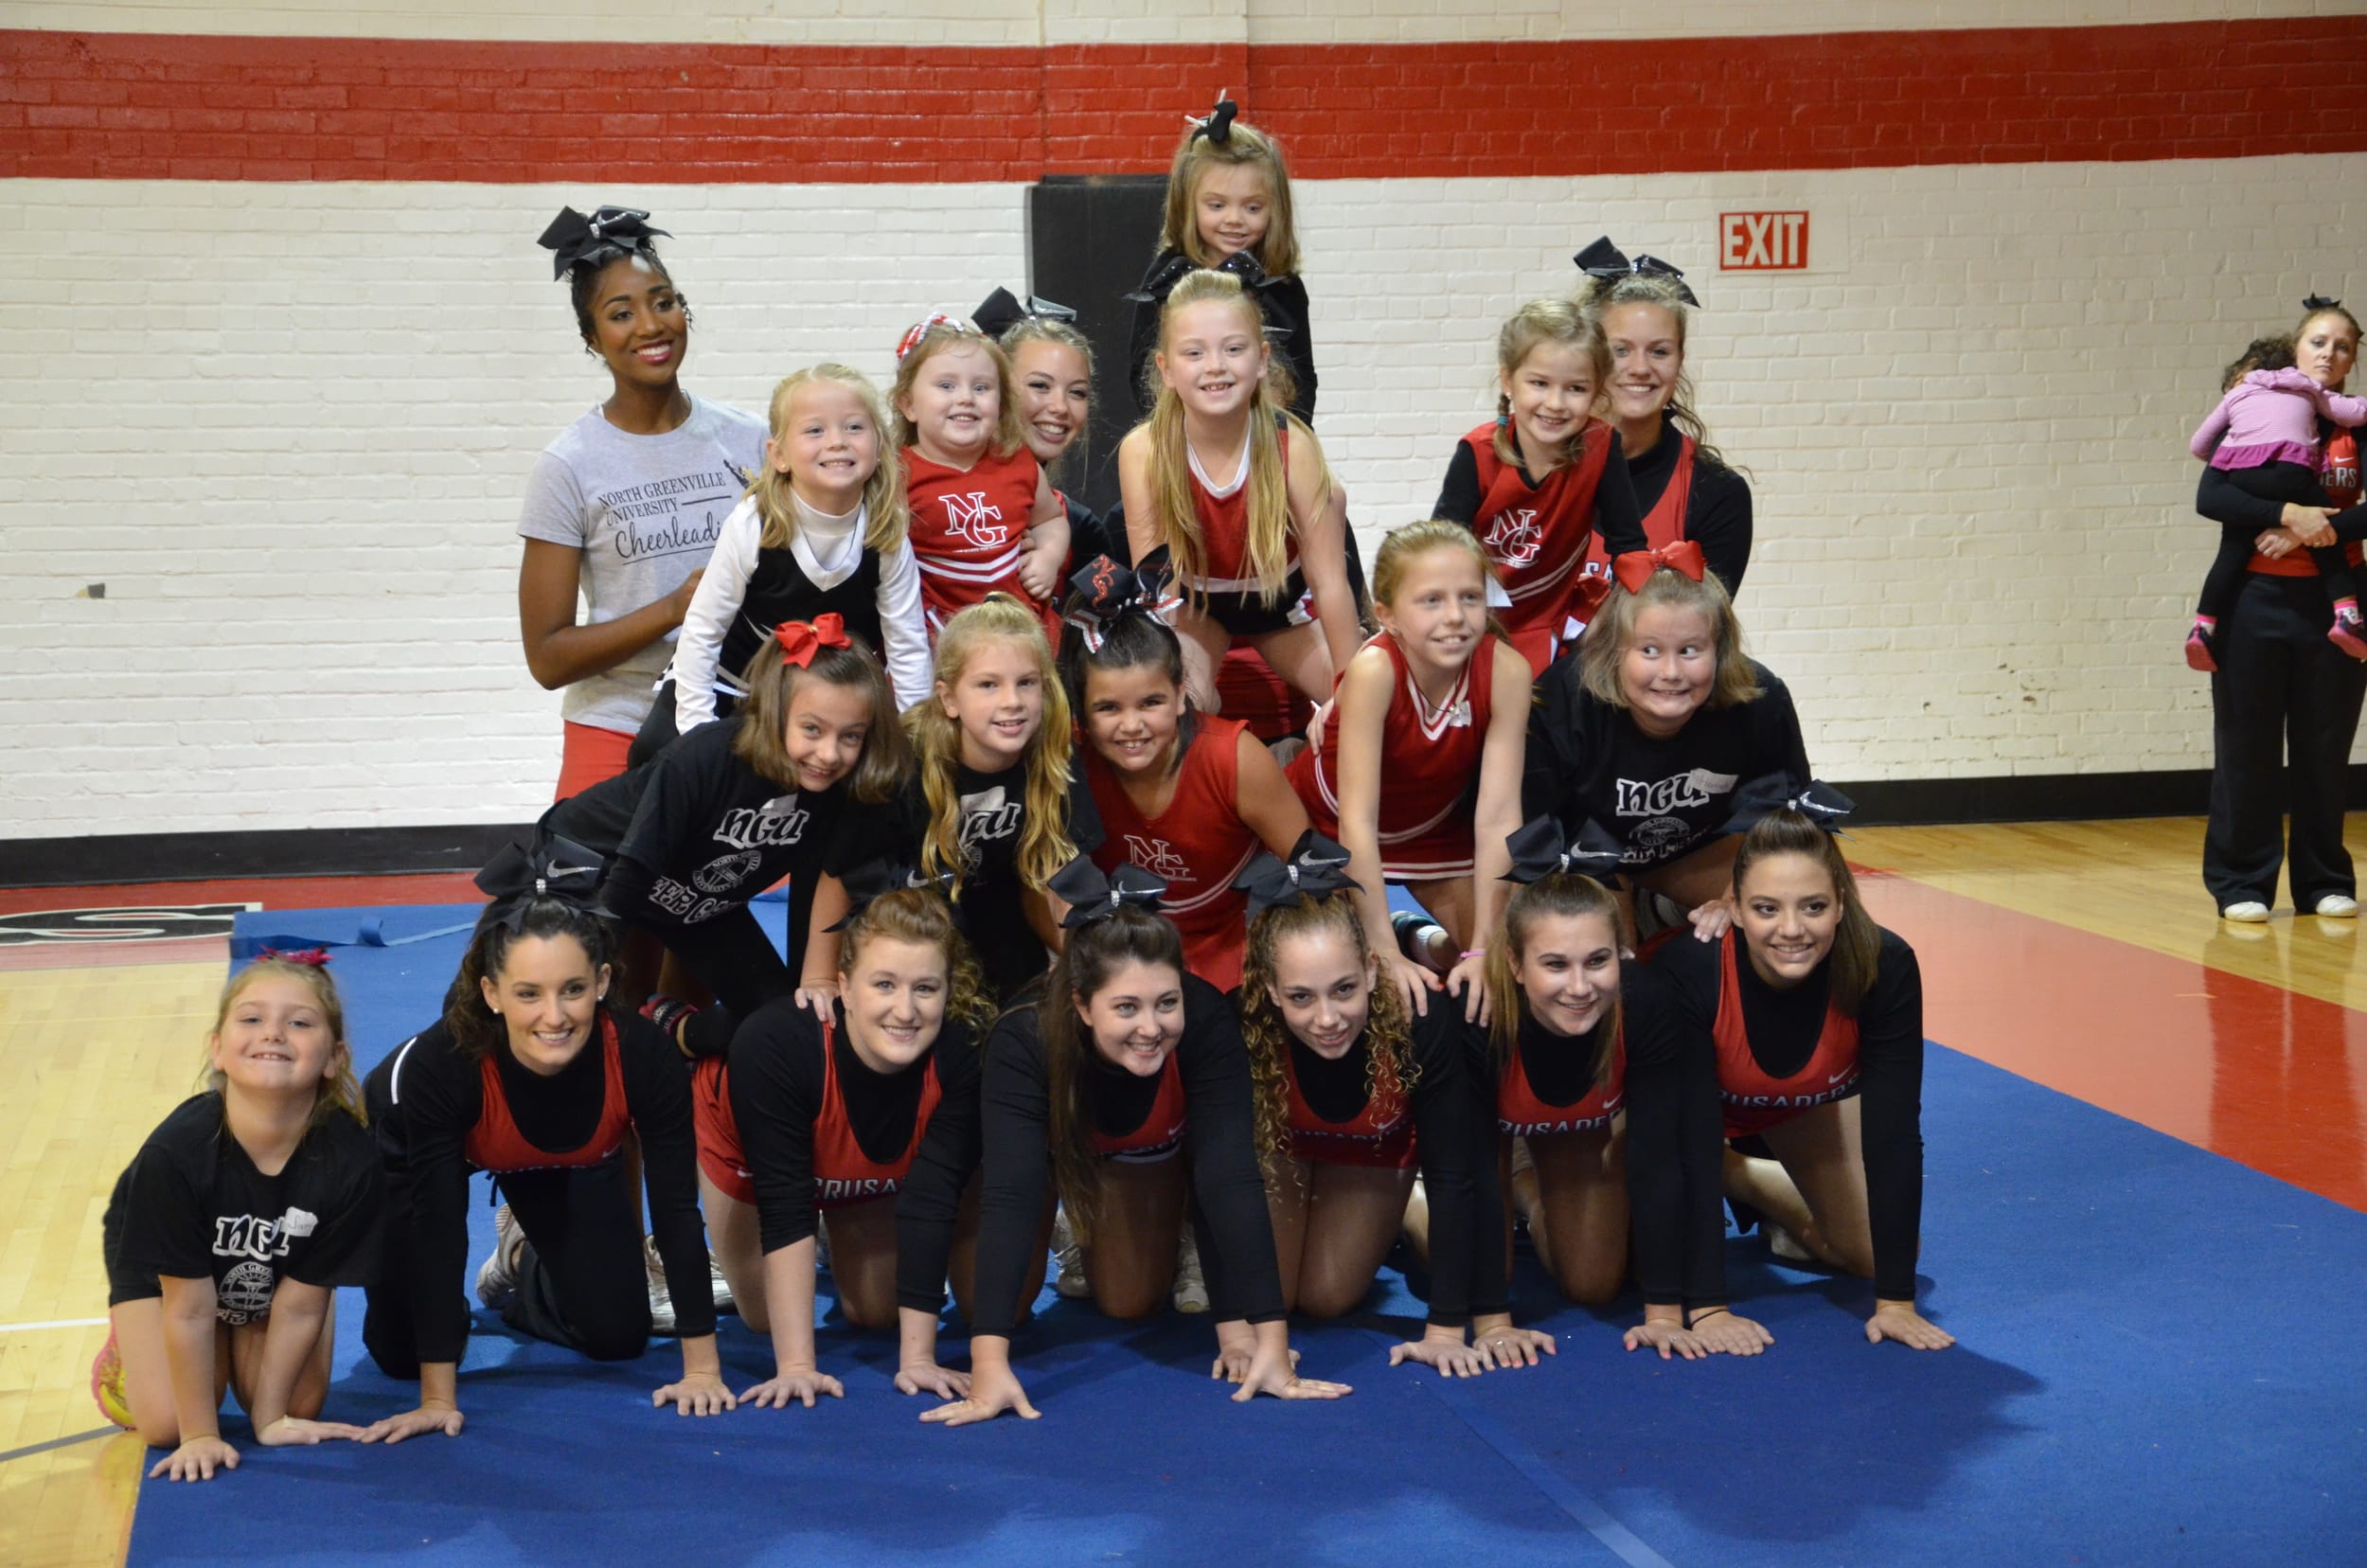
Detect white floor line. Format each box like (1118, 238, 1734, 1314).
(0, 1317, 109, 1332)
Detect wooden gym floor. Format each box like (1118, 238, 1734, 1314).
(0, 815, 2358, 1567)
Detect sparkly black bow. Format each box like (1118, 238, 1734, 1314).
(827, 859, 957, 932)
(1190, 91, 1238, 145)
(478, 836, 609, 930)
(1065, 554, 1175, 651)
(1574, 236, 1700, 307)
(2305, 294, 2344, 312)
(1052, 857, 1169, 929)
(1717, 775, 1856, 840)
(537, 205, 670, 282)
(1502, 816, 1626, 884)
(1126, 249, 1287, 332)
(972, 287, 1079, 340)
(1234, 831, 1361, 917)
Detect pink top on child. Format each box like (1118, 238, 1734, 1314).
(2191, 366, 2367, 472)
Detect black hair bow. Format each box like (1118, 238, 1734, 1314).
(1233, 831, 1361, 917)
(2305, 294, 2344, 312)
(1052, 856, 1169, 928)
(972, 287, 1079, 340)
(1189, 91, 1238, 145)
(537, 205, 670, 282)
(478, 835, 609, 930)
(1716, 775, 1856, 840)
(1065, 554, 1175, 651)
(827, 859, 957, 932)
(1125, 249, 1289, 338)
(1574, 235, 1700, 307)
(1502, 816, 1626, 885)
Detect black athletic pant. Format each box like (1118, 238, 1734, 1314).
(2204, 572, 2367, 909)
(362, 1156, 650, 1376)
(645, 907, 796, 1061)
(2196, 462, 2359, 619)
(625, 682, 745, 771)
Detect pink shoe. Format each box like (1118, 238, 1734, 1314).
(2184, 625, 2217, 673)
(2329, 606, 2367, 660)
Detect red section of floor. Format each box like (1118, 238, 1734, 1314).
(1861, 875, 2367, 1214)
(0, 872, 483, 918)
(4, 19, 2363, 183)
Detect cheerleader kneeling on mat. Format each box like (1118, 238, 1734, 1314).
(929, 859, 1351, 1426)
(1232, 835, 1516, 1374)
(693, 871, 990, 1409)
(1645, 788, 1950, 1350)
(360, 843, 733, 1439)
(95, 950, 385, 1480)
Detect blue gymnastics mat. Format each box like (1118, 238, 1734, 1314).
(118, 905, 2367, 1567)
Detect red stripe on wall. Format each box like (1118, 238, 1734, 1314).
(4, 20, 2363, 183)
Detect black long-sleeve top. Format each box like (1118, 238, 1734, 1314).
(1624, 429, 1753, 597)
(1126, 248, 1317, 423)
(365, 1009, 713, 1363)
(1644, 926, 1927, 1303)
(1522, 657, 1810, 872)
(726, 995, 982, 1314)
(970, 974, 1282, 1336)
(1280, 999, 1494, 1327)
(1618, 968, 1737, 1311)
(2197, 460, 2367, 543)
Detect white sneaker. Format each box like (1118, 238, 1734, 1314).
(1171, 1228, 1209, 1314)
(1051, 1205, 1091, 1300)
(475, 1204, 523, 1309)
(2219, 901, 2270, 923)
(709, 1253, 736, 1312)
(644, 1235, 678, 1336)
(2312, 895, 2358, 918)
(1766, 1223, 1814, 1265)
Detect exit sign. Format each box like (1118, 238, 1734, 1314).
(1719, 211, 1809, 270)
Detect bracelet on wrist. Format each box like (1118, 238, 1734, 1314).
(1459, 949, 1486, 959)
(1687, 1307, 1731, 1326)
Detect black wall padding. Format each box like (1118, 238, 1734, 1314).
(1027, 174, 1168, 519)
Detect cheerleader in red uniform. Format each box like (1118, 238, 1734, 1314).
(1060, 557, 1308, 991)
(1288, 521, 1530, 1014)
(1119, 269, 1360, 712)
(1432, 295, 1647, 669)
(1644, 789, 1951, 1350)
(688, 874, 989, 1409)
(891, 312, 1070, 638)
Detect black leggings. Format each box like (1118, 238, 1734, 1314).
(362, 1157, 650, 1375)
(2196, 461, 2359, 617)
(647, 906, 796, 1061)
(625, 682, 744, 771)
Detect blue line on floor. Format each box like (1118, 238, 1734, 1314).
(0, 1426, 121, 1465)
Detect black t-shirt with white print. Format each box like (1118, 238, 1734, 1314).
(102, 1093, 383, 1323)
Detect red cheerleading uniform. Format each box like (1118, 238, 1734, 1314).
(2247, 429, 2365, 576)
(1495, 1032, 1625, 1136)
(1177, 424, 1312, 634)
(1092, 1052, 1187, 1163)
(688, 1056, 754, 1205)
(1082, 716, 1261, 992)
(1457, 419, 1614, 669)
(1712, 929, 1860, 1137)
(463, 1012, 632, 1171)
(1288, 629, 1500, 880)
(903, 445, 1059, 637)
(811, 1021, 943, 1208)
(1286, 1045, 1416, 1168)
(1565, 433, 1699, 638)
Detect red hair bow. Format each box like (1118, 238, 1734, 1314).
(259, 947, 331, 968)
(775, 614, 852, 668)
(1611, 540, 1706, 595)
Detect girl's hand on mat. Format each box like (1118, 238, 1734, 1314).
(1690, 1310, 1774, 1358)
(1866, 1301, 1955, 1351)
(1687, 893, 1737, 942)
(1472, 1324, 1557, 1369)
(654, 1370, 739, 1415)
(794, 980, 841, 1022)
(739, 1369, 842, 1410)
(895, 1361, 972, 1400)
(365, 1404, 465, 1443)
(1388, 1327, 1489, 1379)
(151, 1434, 240, 1482)
(1445, 955, 1491, 1027)
(1209, 1321, 1260, 1383)
(1622, 1318, 1708, 1361)
(257, 1415, 371, 1447)
(919, 1364, 1039, 1426)
(1233, 1343, 1350, 1403)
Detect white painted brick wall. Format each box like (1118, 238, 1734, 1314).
(7, 158, 2365, 841)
